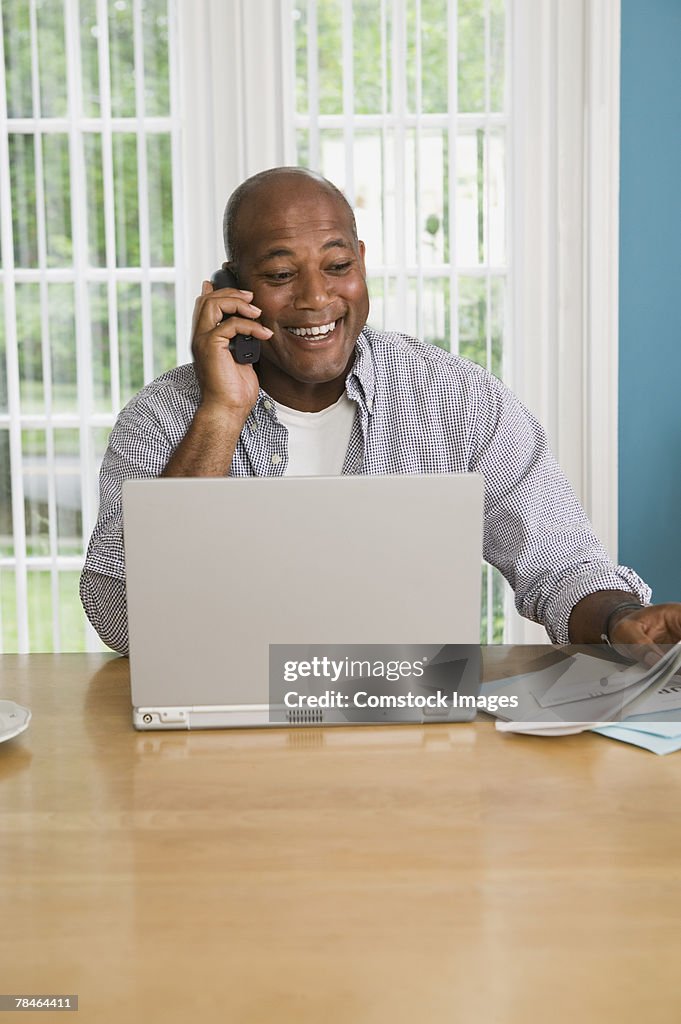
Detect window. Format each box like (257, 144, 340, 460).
(1, 0, 620, 650)
(288, 0, 508, 641)
(0, 0, 183, 651)
(180, 0, 620, 645)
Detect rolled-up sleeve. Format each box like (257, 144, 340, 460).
(80, 571, 129, 656)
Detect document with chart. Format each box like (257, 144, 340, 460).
(481, 642, 681, 730)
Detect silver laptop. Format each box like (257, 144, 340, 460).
(122, 474, 484, 730)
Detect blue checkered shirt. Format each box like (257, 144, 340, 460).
(80, 326, 650, 653)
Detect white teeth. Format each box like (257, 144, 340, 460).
(288, 321, 336, 338)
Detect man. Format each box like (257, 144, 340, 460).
(80, 166, 681, 656)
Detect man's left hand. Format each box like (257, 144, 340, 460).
(610, 602, 681, 646)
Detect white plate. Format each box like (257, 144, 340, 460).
(495, 720, 606, 737)
(0, 700, 31, 743)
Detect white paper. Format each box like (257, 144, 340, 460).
(535, 643, 681, 714)
(631, 675, 681, 715)
(533, 654, 647, 707)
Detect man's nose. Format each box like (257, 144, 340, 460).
(293, 267, 331, 309)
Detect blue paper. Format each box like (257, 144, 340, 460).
(617, 720, 681, 737)
(592, 723, 681, 755)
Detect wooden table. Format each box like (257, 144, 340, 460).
(1, 650, 681, 1023)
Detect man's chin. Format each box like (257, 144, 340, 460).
(283, 368, 351, 389)
(261, 349, 357, 388)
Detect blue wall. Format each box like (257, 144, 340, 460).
(619, 0, 681, 602)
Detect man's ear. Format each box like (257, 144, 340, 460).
(358, 240, 367, 275)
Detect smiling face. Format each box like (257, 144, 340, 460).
(230, 175, 369, 411)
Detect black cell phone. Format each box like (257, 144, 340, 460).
(209, 267, 261, 364)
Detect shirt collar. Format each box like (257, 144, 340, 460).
(345, 329, 376, 414)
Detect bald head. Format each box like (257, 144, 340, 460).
(223, 167, 358, 267)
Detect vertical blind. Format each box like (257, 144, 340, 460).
(0, 0, 183, 652)
(287, 0, 508, 641)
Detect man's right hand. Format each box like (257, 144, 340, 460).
(161, 281, 273, 478)
(191, 279, 273, 424)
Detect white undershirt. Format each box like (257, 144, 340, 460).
(275, 393, 357, 476)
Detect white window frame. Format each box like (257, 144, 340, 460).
(176, 0, 621, 644)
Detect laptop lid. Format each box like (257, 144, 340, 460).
(122, 474, 484, 729)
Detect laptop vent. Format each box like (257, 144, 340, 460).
(286, 708, 324, 725)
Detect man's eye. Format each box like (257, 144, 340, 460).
(329, 261, 352, 273)
(265, 271, 294, 282)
